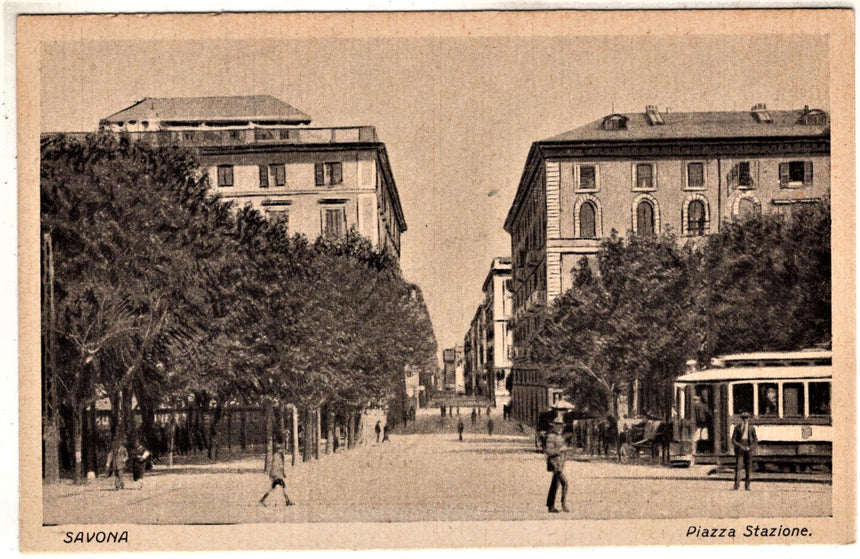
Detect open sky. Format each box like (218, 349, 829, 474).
(39, 32, 829, 351)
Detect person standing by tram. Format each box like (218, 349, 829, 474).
(731, 412, 757, 491)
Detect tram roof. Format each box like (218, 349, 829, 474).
(714, 350, 831, 366)
(675, 365, 832, 383)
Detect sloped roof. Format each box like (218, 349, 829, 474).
(101, 95, 312, 124)
(543, 109, 829, 143)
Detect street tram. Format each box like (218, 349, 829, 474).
(669, 350, 832, 471)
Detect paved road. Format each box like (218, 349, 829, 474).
(43, 428, 831, 525)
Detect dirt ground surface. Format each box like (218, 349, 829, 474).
(43, 415, 831, 525)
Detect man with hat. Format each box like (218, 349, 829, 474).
(731, 411, 758, 490)
(544, 417, 569, 513)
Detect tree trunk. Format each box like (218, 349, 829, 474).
(240, 406, 247, 451)
(226, 406, 232, 451)
(87, 405, 99, 478)
(168, 415, 176, 467)
(326, 409, 335, 454)
(302, 407, 312, 462)
(122, 386, 135, 447)
(43, 421, 60, 483)
(72, 407, 83, 485)
(208, 401, 222, 461)
(278, 406, 287, 451)
(290, 405, 299, 467)
(314, 407, 322, 460)
(264, 400, 274, 472)
(346, 412, 355, 449)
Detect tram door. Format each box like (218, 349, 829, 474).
(692, 384, 714, 454)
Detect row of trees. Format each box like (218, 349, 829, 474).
(526, 199, 831, 417)
(41, 134, 437, 482)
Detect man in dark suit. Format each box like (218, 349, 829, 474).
(731, 412, 757, 490)
(544, 419, 569, 513)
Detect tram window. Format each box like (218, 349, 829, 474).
(758, 383, 779, 416)
(783, 383, 804, 417)
(732, 383, 753, 415)
(809, 382, 831, 416)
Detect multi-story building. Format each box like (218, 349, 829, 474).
(504, 104, 830, 425)
(441, 346, 465, 393)
(98, 95, 407, 257)
(463, 257, 514, 407)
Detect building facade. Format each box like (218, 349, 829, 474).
(99, 96, 407, 257)
(441, 346, 465, 393)
(462, 257, 514, 408)
(504, 104, 830, 425)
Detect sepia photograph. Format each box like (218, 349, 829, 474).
(16, 8, 855, 552)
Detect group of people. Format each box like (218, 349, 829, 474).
(540, 412, 759, 514)
(456, 416, 494, 440)
(105, 440, 150, 490)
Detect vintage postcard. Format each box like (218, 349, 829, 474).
(17, 9, 855, 552)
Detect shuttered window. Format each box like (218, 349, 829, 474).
(636, 200, 654, 236)
(579, 202, 596, 238)
(779, 161, 813, 187)
(270, 164, 286, 187)
(322, 207, 346, 240)
(315, 162, 344, 186)
(217, 165, 234, 187)
(259, 165, 269, 188)
(687, 162, 705, 187)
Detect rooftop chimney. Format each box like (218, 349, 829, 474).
(645, 105, 665, 125)
(751, 103, 773, 123)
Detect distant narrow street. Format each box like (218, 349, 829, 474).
(43, 413, 831, 525)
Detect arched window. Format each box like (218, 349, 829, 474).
(579, 202, 596, 238)
(738, 198, 761, 220)
(636, 200, 655, 236)
(687, 200, 706, 236)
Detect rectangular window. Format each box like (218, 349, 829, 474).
(259, 165, 269, 188)
(732, 383, 754, 415)
(635, 163, 654, 190)
(575, 164, 598, 191)
(809, 382, 831, 416)
(315, 162, 344, 186)
(758, 383, 779, 416)
(736, 161, 753, 187)
(783, 383, 805, 417)
(217, 165, 234, 187)
(687, 162, 705, 188)
(323, 207, 346, 240)
(270, 164, 286, 187)
(329, 162, 343, 185)
(779, 161, 813, 187)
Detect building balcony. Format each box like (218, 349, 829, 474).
(525, 289, 547, 315)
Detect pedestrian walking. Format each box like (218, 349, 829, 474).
(731, 412, 757, 491)
(382, 423, 390, 442)
(457, 419, 464, 441)
(375, 420, 381, 443)
(106, 439, 128, 490)
(441, 405, 446, 418)
(456, 406, 460, 416)
(544, 419, 569, 513)
(470, 408, 477, 426)
(130, 442, 150, 490)
(487, 418, 494, 436)
(260, 441, 294, 507)
(487, 406, 491, 417)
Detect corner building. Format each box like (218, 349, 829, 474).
(504, 104, 830, 426)
(99, 95, 407, 258)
